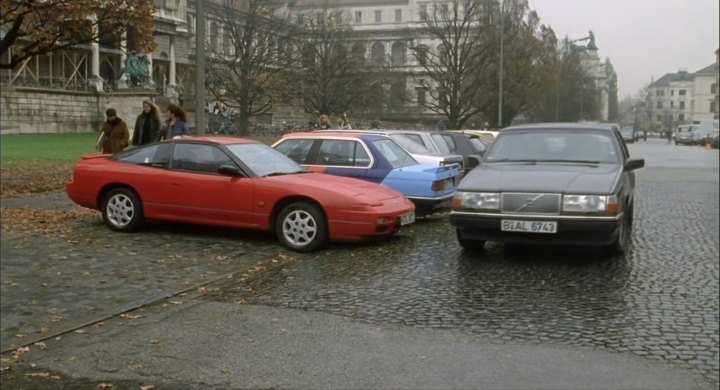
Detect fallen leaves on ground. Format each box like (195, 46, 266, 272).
(1, 162, 74, 198)
(0, 206, 96, 235)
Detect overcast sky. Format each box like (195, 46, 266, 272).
(529, 0, 719, 100)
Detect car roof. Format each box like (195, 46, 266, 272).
(501, 122, 619, 132)
(173, 136, 261, 145)
(279, 131, 388, 140)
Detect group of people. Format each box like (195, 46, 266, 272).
(98, 101, 188, 153)
(308, 113, 351, 130)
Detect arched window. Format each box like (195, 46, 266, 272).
(333, 44, 347, 60)
(437, 44, 449, 65)
(390, 81, 406, 107)
(391, 42, 406, 66)
(210, 21, 220, 52)
(369, 82, 386, 109)
(351, 43, 365, 65)
(302, 44, 315, 68)
(371, 42, 385, 67)
(223, 26, 233, 55)
(415, 44, 429, 66)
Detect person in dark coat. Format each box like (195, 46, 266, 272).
(101, 108, 130, 154)
(132, 100, 161, 146)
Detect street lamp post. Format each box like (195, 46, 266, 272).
(195, 0, 206, 135)
(497, 0, 504, 128)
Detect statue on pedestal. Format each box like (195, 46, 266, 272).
(120, 51, 151, 88)
(570, 30, 599, 52)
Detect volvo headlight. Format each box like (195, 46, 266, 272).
(563, 194, 620, 214)
(452, 192, 500, 211)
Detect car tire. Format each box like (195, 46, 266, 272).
(276, 202, 328, 252)
(606, 213, 631, 255)
(101, 187, 144, 232)
(456, 228, 485, 251)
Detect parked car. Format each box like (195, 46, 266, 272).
(66, 137, 416, 252)
(674, 124, 694, 145)
(620, 126, 636, 143)
(316, 129, 464, 171)
(449, 129, 497, 145)
(450, 122, 645, 254)
(333, 129, 483, 175)
(392, 130, 484, 174)
(272, 132, 461, 214)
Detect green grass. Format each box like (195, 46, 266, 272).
(0, 132, 277, 167)
(1, 132, 99, 167)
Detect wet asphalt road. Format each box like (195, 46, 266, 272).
(1, 138, 718, 389)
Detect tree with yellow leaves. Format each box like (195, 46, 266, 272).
(1, 0, 156, 70)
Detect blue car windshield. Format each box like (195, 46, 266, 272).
(226, 143, 304, 177)
(485, 130, 620, 164)
(372, 138, 418, 168)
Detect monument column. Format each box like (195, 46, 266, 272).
(89, 15, 103, 92)
(118, 32, 129, 89)
(168, 35, 177, 95)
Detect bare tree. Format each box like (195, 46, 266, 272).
(409, 0, 498, 130)
(288, 5, 372, 121)
(1, 0, 155, 70)
(205, 0, 295, 133)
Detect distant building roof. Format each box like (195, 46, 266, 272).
(293, 0, 408, 6)
(694, 63, 718, 75)
(649, 71, 695, 88)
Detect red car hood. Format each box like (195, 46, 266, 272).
(268, 172, 404, 202)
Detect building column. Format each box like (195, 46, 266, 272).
(118, 32, 129, 89)
(89, 15, 103, 92)
(146, 52, 155, 88)
(167, 35, 178, 101)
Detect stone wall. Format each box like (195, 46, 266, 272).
(0, 87, 156, 135)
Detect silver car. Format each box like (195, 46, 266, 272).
(450, 122, 645, 254)
(316, 129, 464, 171)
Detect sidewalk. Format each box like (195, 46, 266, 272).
(2, 298, 707, 389)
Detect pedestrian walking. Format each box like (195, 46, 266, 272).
(99, 108, 130, 154)
(666, 128, 673, 143)
(339, 113, 352, 129)
(132, 100, 161, 146)
(318, 114, 331, 129)
(157, 104, 188, 140)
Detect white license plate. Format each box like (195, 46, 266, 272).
(400, 212, 416, 226)
(501, 220, 557, 234)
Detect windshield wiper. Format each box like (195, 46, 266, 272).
(263, 170, 306, 177)
(536, 159, 601, 164)
(487, 159, 538, 163)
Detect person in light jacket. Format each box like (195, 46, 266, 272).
(157, 104, 189, 141)
(101, 108, 130, 154)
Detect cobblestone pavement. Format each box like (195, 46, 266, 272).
(203, 140, 720, 387)
(1, 139, 718, 388)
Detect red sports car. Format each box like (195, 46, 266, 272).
(66, 137, 416, 252)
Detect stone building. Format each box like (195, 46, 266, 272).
(646, 62, 719, 129)
(0, 0, 192, 134)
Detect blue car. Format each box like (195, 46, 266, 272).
(272, 132, 461, 214)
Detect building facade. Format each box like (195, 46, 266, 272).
(646, 60, 719, 129)
(2, 0, 618, 133)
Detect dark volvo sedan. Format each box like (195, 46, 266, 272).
(450, 123, 645, 254)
